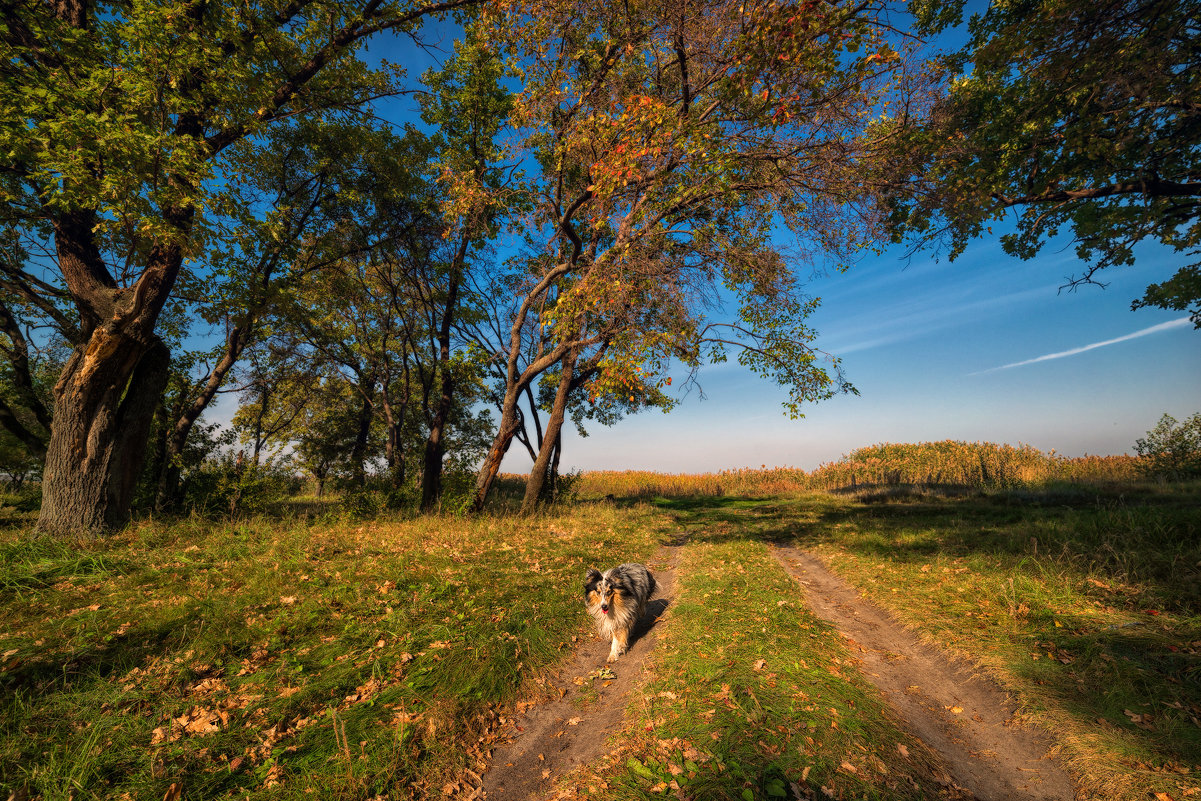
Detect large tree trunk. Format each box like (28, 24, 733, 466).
(38, 336, 171, 538)
(521, 350, 575, 514)
(37, 203, 186, 538)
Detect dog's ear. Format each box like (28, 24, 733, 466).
(585, 568, 601, 587)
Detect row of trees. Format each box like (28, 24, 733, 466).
(2, 0, 1196, 537)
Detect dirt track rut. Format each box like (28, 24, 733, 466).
(773, 546, 1076, 801)
(480, 548, 679, 800)
(478, 542, 1078, 801)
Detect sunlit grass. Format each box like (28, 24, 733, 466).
(0, 505, 664, 799)
(561, 537, 955, 800)
(681, 487, 1201, 801)
(2, 453, 1195, 801)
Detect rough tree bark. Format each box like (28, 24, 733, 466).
(37, 205, 185, 538)
(40, 333, 173, 537)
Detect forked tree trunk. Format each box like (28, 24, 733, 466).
(38, 335, 171, 538)
(521, 350, 575, 514)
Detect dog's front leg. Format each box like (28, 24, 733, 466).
(608, 631, 627, 662)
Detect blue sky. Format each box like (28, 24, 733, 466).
(528, 235, 1199, 473)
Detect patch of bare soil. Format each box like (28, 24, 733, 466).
(480, 548, 679, 800)
(773, 546, 1077, 801)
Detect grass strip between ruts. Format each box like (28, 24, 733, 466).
(558, 536, 961, 800)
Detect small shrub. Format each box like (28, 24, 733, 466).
(0, 484, 41, 512)
(1135, 412, 1201, 479)
(437, 470, 480, 515)
(181, 455, 301, 517)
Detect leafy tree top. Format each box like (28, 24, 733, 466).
(892, 0, 1200, 325)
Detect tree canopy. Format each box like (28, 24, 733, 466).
(889, 0, 1201, 325)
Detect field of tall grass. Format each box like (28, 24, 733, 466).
(571, 441, 1141, 499)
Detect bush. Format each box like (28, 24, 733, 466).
(181, 455, 302, 517)
(0, 484, 41, 512)
(1135, 413, 1201, 479)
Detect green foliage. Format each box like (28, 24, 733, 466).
(890, 0, 1201, 325)
(0, 484, 41, 514)
(0, 430, 40, 490)
(1135, 413, 1201, 480)
(180, 455, 302, 519)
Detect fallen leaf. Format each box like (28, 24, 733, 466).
(161, 783, 182, 801)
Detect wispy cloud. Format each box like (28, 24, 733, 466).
(971, 317, 1192, 375)
(825, 284, 1055, 355)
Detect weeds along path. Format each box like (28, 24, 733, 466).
(773, 545, 1076, 801)
(480, 545, 681, 800)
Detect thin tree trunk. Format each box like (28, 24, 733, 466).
(348, 389, 374, 487)
(421, 381, 449, 511)
(521, 349, 575, 514)
(471, 387, 521, 512)
(419, 235, 467, 512)
(155, 322, 252, 509)
(383, 407, 406, 489)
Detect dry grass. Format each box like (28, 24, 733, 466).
(569, 441, 1140, 499)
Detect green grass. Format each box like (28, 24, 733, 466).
(3, 478, 1198, 800)
(564, 536, 958, 800)
(0, 505, 663, 799)
(647, 484, 1201, 801)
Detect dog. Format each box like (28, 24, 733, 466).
(584, 563, 655, 663)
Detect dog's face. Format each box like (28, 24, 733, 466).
(584, 567, 622, 616)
